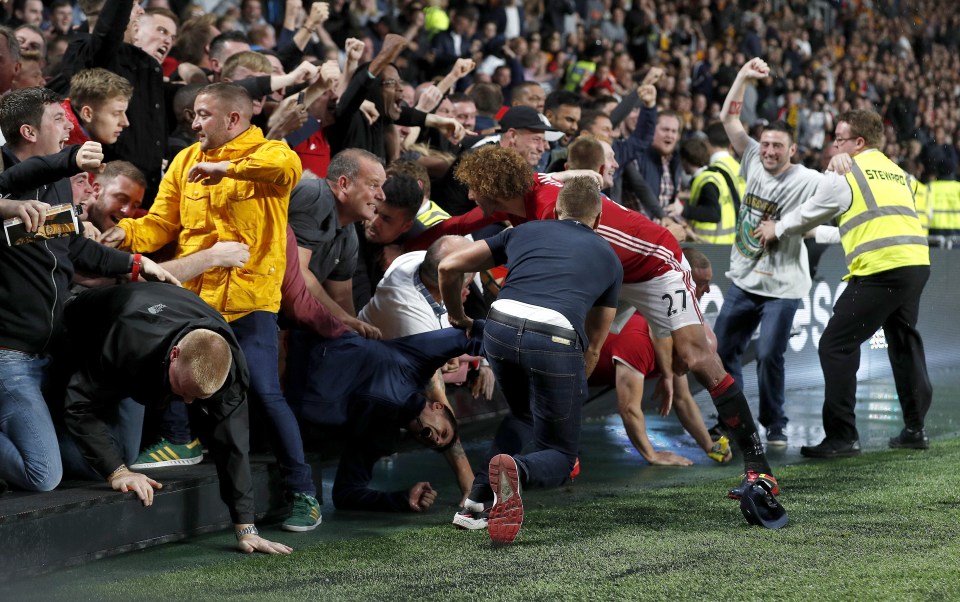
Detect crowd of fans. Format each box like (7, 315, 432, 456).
(0, 0, 955, 552)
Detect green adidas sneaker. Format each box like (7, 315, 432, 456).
(130, 438, 203, 469)
(282, 493, 322, 532)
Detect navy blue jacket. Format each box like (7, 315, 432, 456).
(287, 325, 484, 511)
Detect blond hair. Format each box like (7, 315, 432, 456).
(222, 50, 272, 81)
(556, 176, 601, 221)
(177, 329, 232, 397)
(69, 68, 134, 109)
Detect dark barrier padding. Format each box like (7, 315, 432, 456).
(690, 243, 960, 397)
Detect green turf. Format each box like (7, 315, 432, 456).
(47, 441, 960, 601)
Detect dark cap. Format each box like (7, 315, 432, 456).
(498, 106, 563, 141)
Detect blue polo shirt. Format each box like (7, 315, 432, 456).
(485, 219, 623, 345)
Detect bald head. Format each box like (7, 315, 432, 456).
(420, 235, 470, 286)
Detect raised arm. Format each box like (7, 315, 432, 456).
(721, 57, 769, 156)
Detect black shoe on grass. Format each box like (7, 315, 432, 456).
(889, 427, 929, 450)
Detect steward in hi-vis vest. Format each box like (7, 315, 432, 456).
(688, 167, 737, 243)
(756, 109, 933, 460)
(928, 177, 960, 236)
(712, 153, 746, 202)
(838, 152, 929, 278)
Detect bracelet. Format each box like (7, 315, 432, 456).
(235, 525, 259, 540)
(130, 253, 142, 282)
(107, 464, 129, 481)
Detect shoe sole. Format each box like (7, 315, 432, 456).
(799, 449, 861, 458)
(452, 512, 488, 530)
(130, 455, 204, 470)
(889, 440, 929, 450)
(281, 515, 322, 532)
(487, 454, 523, 544)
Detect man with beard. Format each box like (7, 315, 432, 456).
(717, 57, 823, 449)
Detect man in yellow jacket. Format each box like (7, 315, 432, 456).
(102, 83, 319, 535)
(756, 109, 932, 459)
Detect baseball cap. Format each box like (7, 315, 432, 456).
(498, 106, 564, 142)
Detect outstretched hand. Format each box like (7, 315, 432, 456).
(138, 255, 182, 286)
(110, 470, 163, 507)
(237, 533, 294, 555)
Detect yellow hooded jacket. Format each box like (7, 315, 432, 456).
(117, 126, 302, 321)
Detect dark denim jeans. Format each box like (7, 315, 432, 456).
(0, 350, 61, 491)
(472, 317, 586, 495)
(231, 311, 315, 496)
(713, 284, 800, 431)
(59, 397, 144, 480)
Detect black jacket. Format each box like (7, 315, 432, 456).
(49, 0, 174, 205)
(0, 144, 132, 353)
(62, 283, 255, 524)
(326, 68, 429, 161)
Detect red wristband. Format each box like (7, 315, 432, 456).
(130, 253, 142, 282)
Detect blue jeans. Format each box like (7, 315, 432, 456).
(231, 311, 315, 497)
(713, 284, 800, 431)
(472, 317, 586, 494)
(59, 398, 144, 480)
(0, 350, 61, 491)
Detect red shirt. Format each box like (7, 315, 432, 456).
(588, 313, 658, 386)
(62, 102, 91, 146)
(408, 173, 684, 284)
(293, 129, 331, 178)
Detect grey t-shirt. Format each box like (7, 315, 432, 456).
(287, 179, 358, 283)
(729, 138, 822, 298)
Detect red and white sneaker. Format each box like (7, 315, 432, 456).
(487, 454, 523, 544)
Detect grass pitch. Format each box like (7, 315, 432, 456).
(51, 440, 960, 602)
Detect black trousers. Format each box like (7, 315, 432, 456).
(819, 265, 932, 442)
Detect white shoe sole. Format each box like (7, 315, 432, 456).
(452, 512, 488, 530)
(130, 455, 204, 470)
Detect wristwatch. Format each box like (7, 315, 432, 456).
(235, 525, 259, 540)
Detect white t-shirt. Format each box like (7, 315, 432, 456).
(358, 251, 451, 339)
(728, 137, 823, 298)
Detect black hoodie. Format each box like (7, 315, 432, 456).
(0, 144, 132, 354)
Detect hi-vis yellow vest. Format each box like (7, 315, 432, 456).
(928, 179, 960, 233)
(689, 168, 736, 243)
(711, 154, 746, 202)
(840, 151, 929, 279)
(908, 175, 932, 236)
(417, 200, 451, 228)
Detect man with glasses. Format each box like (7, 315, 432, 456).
(717, 57, 823, 450)
(756, 109, 932, 458)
